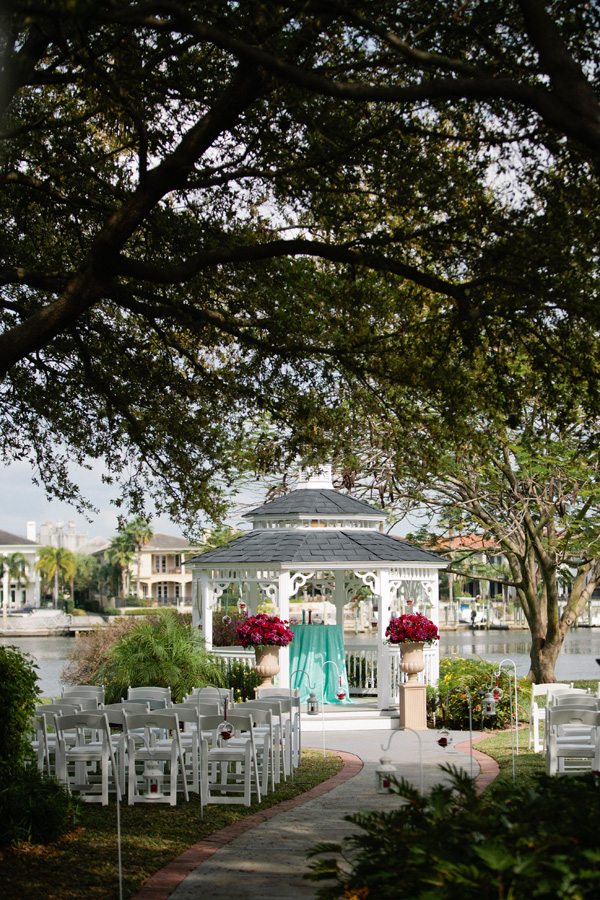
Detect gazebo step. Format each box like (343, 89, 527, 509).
(302, 707, 400, 732)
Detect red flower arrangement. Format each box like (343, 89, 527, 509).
(236, 613, 295, 648)
(385, 614, 439, 645)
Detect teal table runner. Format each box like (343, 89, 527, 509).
(289, 624, 353, 704)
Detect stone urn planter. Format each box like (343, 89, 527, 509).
(399, 642, 425, 682)
(254, 645, 281, 687)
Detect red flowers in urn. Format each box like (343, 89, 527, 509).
(385, 614, 439, 645)
(236, 613, 294, 648)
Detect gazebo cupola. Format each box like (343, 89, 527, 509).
(187, 467, 447, 709)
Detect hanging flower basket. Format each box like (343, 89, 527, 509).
(385, 614, 439, 645)
(235, 613, 294, 649)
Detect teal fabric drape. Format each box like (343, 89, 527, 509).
(289, 625, 353, 704)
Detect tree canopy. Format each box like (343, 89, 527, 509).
(2, 1, 600, 528)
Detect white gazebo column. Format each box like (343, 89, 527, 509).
(196, 573, 213, 649)
(278, 571, 291, 689)
(247, 580, 259, 616)
(333, 569, 346, 626)
(377, 568, 393, 709)
(428, 572, 440, 685)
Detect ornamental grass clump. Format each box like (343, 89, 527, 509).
(385, 613, 439, 644)
(236, 613, 294, 648)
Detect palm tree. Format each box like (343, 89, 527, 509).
(99, 609, 225, 703)
(106, 534, 135, 600)
(0, 551, 30, 625)
(125, 517, 153, 601)
(35, 546, 76, 609)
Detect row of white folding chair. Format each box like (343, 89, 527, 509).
(545, 707, 600, 775)
(529, 683, 575, 752)
(256, 688, 302, 769)
(198, 713, 261, 806)
(235, 700, 287, 784)
(229, 704, 276, 794)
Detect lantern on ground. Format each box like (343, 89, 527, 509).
(307, 691, 320, 715)
(376, 755, 397, 793)
(143, 760, 164, 797)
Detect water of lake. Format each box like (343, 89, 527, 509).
(2, 627, 600, 696)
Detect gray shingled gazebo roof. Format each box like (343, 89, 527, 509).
(243, 488, 385, 520)
(187, 529, 444, 565)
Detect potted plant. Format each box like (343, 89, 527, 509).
(385, 614, 439, 681)
(236, 613, 294, 686)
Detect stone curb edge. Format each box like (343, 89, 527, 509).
(454, 733, 501, 793)
(130, 749, 363, 900)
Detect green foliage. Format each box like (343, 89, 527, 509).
(123, 595, 152, 608)
(81, 599, 100, 614)
(124, 608, 160, 616)
(0, 767, 80, 846)
(100, 610, 225, 703)
(3, 4, 600, 539)
(222, 659, 262, 702)
(436, 657, 528, 731)
(212, 611, 243, 647)
(0, 646, 39, 775)
(102, 607, 120, 616)
(308, 768, 600, 900)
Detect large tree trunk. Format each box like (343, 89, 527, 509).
(527, 631, 563, 682)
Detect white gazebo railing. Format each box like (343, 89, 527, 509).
(211, 643, 438, 697)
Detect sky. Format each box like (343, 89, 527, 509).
(0, 458, 258, 543)
(0, 458, 418, 544)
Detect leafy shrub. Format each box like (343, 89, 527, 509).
(222, 659, 262, 701)
(102, 606, 120, 616)
(64, 598, 74, 614)
(81, 599, 101, 614)
(435, 656, 527, 730)
(121, 595, 151, 608)
(0, 646, 40, 775)
(0, 767, 80, 845)
(99, 609, 225, 702)
(308, 768, 600, 900)
(212, 610, 244, 647)
(124, 608, 160, 616)
(62, 616, 140, 687)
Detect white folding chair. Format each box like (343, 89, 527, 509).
(168, 703, 205, 800)
(54, 711, 121, 804)
(199, 713, 261, 807)
(528, 683, 573, 752)
(102, 702, 151, 794)
(27, 714, 50, 774)
(127, 686, 172, 706)
(546, 708, 600, 775)
(123, 710, 189, 806)
(62, 685, 105, 703)
(230, 704, 275, 793)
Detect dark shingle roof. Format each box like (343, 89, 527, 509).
(244, 489, 385, 520)
(187, 530, 446, 566)
(0, 529, 38, 546)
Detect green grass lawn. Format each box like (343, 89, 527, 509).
(0, 749, 343, 900)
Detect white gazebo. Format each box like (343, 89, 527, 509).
(187, 468, 447, 709)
